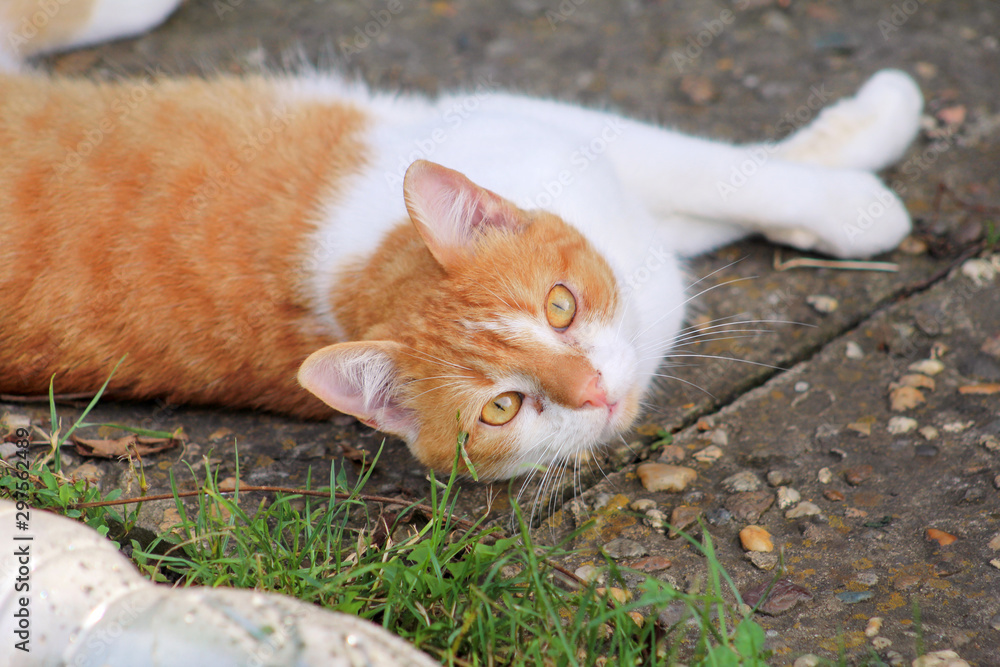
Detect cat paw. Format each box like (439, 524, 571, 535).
(762, 172, 911, 259)
(777, 69, 924, 171)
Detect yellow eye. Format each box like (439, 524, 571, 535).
(480, 391, 523, 426)
(546, 284, 576, 330)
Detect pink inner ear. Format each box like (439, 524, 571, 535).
(403, 160, 521, 266)
(297, 342, 418, 441)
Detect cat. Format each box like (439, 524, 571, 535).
(0, 0, 924, 481)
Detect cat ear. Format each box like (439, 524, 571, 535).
(298, 341, 418, 441)
(403, 160, 523, 267)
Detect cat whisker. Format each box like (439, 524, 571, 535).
(628, 275, 759, 345)
(397, 344, 475, 373)
(660, 353, 788, 372)
(642, 372, 719, 399)
(404, 374, 475, 383)
(406, 380, 467, 401)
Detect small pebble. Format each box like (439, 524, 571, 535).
(990, 559, 1000, 570)
(777, 486, 801, 509)
(914, 444, 938, 457)
(707, 429, 729, 446)
(739, 525, 774, 552)
(919, 426, 939, 440)
(844, 464, 874, 486)
(988, 533, 1000, 551)
(856, 572, 879, 586)
(818, 467, 833, 484)
(883, 650, 905, 667)
(624, 555, 671, 572)
(836, 590, 873, 604)
(872, 636, 892, 650)
(895, 373, 935, 390)
(990, 613, 1000, 630)
(794, 656, 821, 667)
(981, 434, 1000, 452)
(785, 501, 822, 519)
(705, 508, 732, 526)
(767, 469, 792, 487)
(693, 445, 723, 463)
(865, 616, 884, 637)
(845, 341, 864, 359)
(596, 587, 630, 605)
(668, 505, 701, 538)
(742, 577, 812, 615)
(823, 489, 845, 502)
(643, 508, 668, 532)
(575, 565, 602, 583)
(657, 444, 686, 463)
(909, 359, 945, 375)
(806, 294, 838, 313)
(722, 470, 761, 493)
(629, 499, 656, 512)
(603, 538, 648, 560)
(926, 528, 958, 546)
(887, 416, 919, 434)
(794, 381, 810, 393)
(890, 386, 925, 411)
(912, 650, 971, 667)
(899, 235, 929, 254)
(747, 551, 778, 570)
(943, 420, 974, 434)
(995, 474, 1000, 490)
(636, 463, 697, 492)
(726, 491, 775, 523)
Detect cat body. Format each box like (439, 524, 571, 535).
(0, 1, 924, 479)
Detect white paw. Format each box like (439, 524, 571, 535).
(62, 0, 182, 52)
(778, 69, 924, 171)
(763, 172, 911, 259)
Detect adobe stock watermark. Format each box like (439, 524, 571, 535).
(545, 0, 589, 31)
(715, 84, 832, 201)
(525, 117, 625, 210)
(843, 115, 993, 244)
(6, 0, 72, 54)
(383, 74, 500, 189)
(668, 8, 735, 73)
(185, 103, 295, 216)
(54, 71, 161, 178)
(878, 0, 930, 40)
(623, 245, 672, 297)
(337, 0, 406, 61)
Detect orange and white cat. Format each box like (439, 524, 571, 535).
(0, 1, 924, 479)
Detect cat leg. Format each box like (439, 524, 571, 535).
(759, 69, 924, 171)
(1, 0, 182, 59)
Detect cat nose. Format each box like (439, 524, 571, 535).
(577, 374, 610, 409)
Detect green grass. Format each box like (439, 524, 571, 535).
(2, 380, 774, 665)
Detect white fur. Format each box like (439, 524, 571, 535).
(53, 0, 181, 54)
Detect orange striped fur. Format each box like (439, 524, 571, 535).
(0, 71, 367, 418)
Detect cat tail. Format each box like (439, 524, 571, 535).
(0, 0, 182, 67)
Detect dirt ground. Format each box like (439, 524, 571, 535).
(4, 0, 999, 664)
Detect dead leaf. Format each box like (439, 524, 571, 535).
(208, 427, 233, 440)
(73, 433, 180, 459)
(889, 386, 926, 411)
(926, 528, 958, 546)
(959, 383, 1000, 395)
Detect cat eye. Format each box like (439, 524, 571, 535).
(545, 284, 576, 330)
(480, 391, 523, 426)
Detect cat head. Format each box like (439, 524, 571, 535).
(299, 160, 648, 480)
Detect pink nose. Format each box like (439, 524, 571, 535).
(577, 374, 610, 409)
